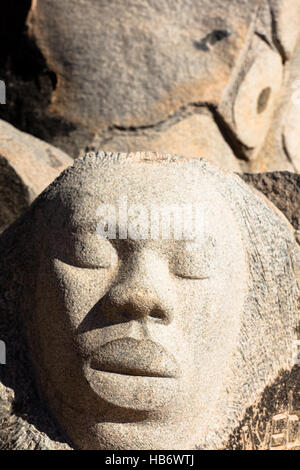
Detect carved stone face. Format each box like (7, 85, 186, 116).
(30, 159, 248, 449)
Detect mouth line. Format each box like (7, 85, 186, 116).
(90, 365, 176, 378)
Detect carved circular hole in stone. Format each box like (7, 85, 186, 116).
(257, 87, 272, 114)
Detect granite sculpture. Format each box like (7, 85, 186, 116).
(0, 152, 299, 449)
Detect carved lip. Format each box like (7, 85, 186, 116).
(89, 337, 180, 378)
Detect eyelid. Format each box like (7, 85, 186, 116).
(173, 272, 210, 280)
(170, 245, 214, 280)
(58, 238, 118, 270)
(55, 258, 111, 270)
(78, 262, 111, 270)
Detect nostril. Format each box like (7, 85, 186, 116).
(149, 308, 171, 324)
(150, 310, 162, 319)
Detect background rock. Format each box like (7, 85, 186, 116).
(93, 110, 240, 171)
(0, 119, 72, 232)
(26, 0, 257, 131)
(240, 171, 300, 230)
(0, 1, 299, 172)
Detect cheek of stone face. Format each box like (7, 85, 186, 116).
(51, 259, 115, 330)
(48, 258, 135, 364)
(31, 257, 107, 413)
(34, 253, 116, 371)
(177, 209, 247, 407)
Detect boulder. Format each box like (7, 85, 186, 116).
(0, 119, 72, 232)
(1, 1, 299, 172)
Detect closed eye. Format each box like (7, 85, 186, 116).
(173, 272, 210, 280)
(55, 257, 112, 270)
(169, 236, 216, 280)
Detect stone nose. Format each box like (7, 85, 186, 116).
(103, 250, 175, 325)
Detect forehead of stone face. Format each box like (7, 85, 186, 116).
(47, 159, 244, 266)
(28, 0, 260, 130)
(59, 159, 227, 219)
